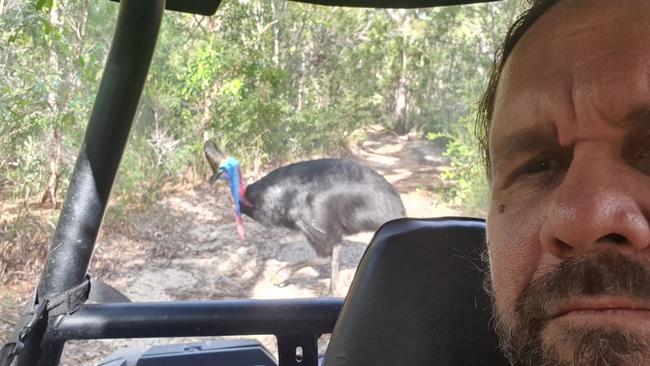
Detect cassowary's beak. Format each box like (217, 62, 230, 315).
(209, 170, 224, 184)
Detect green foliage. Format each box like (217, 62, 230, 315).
(1, 0, 528, 216)
(1, 1, 116, 205)
(428, 117, 489, 213)
(3, 136, 46, 200)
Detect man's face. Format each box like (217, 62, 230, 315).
(487, 0, 650, 364)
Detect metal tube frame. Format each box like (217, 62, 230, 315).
(14, 0, 165, 364)
(9, 1, 341, 365)
(53, 299, 342, 340)
(52, 299, 341, 366)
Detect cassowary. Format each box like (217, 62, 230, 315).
(203, 139, 405, 294)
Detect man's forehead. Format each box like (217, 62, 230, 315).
(510, 0, 649, 66)
(501, 2, 650, 97)
(490, 0, 650, 153)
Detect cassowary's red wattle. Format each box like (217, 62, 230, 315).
(235, 215, 245, 240)
(238, 166, 253, 207)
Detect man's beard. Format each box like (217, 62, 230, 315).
(486, 251, 650, 365)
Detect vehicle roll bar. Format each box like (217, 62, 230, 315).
(14, 1, 165, 365)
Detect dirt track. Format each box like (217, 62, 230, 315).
(2, 127, 464, 365)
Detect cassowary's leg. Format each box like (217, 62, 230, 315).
(272, 257, 330, 287)
(330, 241, 342, 295)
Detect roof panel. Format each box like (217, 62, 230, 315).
(110, 0, 499, 15)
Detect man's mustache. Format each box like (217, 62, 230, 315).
(516, 251, 650, 331)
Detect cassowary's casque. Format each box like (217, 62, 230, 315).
(203, 139, 405, 293)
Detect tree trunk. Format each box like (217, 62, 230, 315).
(197, 80, 221, 134)
(69, 0, 89, 91)
(41, 0, 63, 208)
(194, 15, 220, 135)
(41, 129, 62, 208)
(271, 0, 280, 65)
(297, 39, 314, 111)
(393, 46, 408, 134)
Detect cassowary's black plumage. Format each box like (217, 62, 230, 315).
(242, 158, 405, 257)
(204, 140, 405, 293)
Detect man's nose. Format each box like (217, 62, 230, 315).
(539, 147, 650, 258)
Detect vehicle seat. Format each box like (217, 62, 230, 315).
(323, 217, 508, 366)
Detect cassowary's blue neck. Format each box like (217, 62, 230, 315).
(219, 156, 255, 239)
(220, 157, 243, 217)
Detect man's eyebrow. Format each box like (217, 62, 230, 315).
(491, 129, 559, 168)
(490, 106, 650, 169)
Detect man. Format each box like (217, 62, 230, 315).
(479, 0, 650, 365)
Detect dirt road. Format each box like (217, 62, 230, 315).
(2, 127, 465, 365)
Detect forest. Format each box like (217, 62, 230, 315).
(0, 0, 527, 353)
(0, 0, 526, 208)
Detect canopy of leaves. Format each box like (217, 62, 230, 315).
(0, 0, 525, 212)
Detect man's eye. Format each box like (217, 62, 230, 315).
(509, 155, 566, 186)
(498, 153, 568, 189)
(638, 146, 650, 175)
(523, 159, 552, 175)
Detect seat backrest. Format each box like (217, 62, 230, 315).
(324, 217, 508, 366)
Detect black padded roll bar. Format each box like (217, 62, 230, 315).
(290, 0, 498, 8)
(109, 0, 496, 14)
(109, 0, 221, 16)
(53, 299, 342, 340)
(13, 1, 165, 365)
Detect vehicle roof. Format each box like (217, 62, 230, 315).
(111, 0, 500, 16)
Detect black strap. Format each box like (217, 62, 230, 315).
(0, 300, 48, 366)
(0, 342, 18, 366)
(0, 275, 131, 366)
(43, 275, 92, 317)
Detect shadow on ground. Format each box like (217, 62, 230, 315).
(2, 127, 463, 365)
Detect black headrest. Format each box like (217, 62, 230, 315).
(324, 217, 508, 366)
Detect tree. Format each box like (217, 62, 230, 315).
(1, 0, 526, 213)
